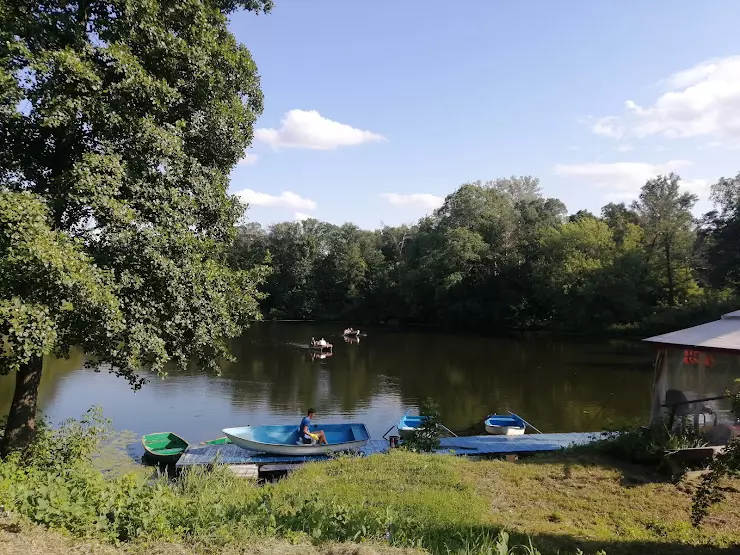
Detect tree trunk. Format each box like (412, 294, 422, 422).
(665, 240, 675, 307)
(1, 356, 43, 458)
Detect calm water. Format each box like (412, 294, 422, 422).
(0, 323, 655, 441)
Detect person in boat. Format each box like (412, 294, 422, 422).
(300, 408, 327, 445)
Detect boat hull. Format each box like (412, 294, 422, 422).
(484, 415, 526, 436)
(141, 432, 189, 464)
(484, 424, 526, 435)
(397, 415, 428, 439)
(222, 423, 370, 456)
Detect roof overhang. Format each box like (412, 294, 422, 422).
(643, 310, 740, 354)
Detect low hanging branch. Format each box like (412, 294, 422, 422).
(691, 438, 740, 526)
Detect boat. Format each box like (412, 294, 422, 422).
(202, 436, 232, 445)
(141, 432, 189, 464)
(397, 414, 429, 439)
(309, 339, 333, 352)
(343, 328, 361, 337)
(222, 423, 370, 456)
(484, 414, 526, 436)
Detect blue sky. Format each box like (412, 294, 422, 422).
(228, 1, 740, 229)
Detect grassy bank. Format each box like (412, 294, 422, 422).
(3, 446, 740, 554)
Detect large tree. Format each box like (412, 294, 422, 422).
(0, 0, 272, 455)
(632, 174, 697, 307)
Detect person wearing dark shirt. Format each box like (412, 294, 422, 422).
(299, 408, 327, 445)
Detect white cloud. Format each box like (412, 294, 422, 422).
(615, 144, 634, 152)
(682, 178, 710, 197)
(294, 212, 311, 221)
(381, 193, 444, 210)
(237, 153, 258, 166)
(592, 55, 740, 142)
(254, 109, 385, 150)
(553, 160, 699, 201)
(236, 189, 317, 211)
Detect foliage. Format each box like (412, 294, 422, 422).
(0, 0, 271, 451)
(586, 418, 706, 464)
(6, 413, 740, 553)
(230, 172, 740, 333)
(0, 413, 556, 553)
(403, 398, 442, 453)
(691, 437, 740, 527)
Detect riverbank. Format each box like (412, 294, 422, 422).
(2, 448, 740, 555)
(257, 293, 740, 340)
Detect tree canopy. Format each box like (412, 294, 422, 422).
(0, 0, 270, 454)
(231, 174, 740, 332)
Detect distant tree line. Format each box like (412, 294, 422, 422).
(230, 174, 740, 333)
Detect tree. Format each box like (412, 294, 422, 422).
(631, 174, 697, 307)
(0, 0, 272, 454)
(700, 173, 740, 290)
(601, 202, 641, 247)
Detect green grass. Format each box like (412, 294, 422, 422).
(3, 426, 740, 555)
(460, 452, 740, 554)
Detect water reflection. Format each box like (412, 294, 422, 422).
(0, 323, 654, 441)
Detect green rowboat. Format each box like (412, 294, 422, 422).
(142, 432, 189, 464)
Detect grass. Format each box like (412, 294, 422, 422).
(459, 452, 740, 554)
(4, 434, 740, 555)
(0, 516, 420, 555)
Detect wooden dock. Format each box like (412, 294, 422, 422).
(176, 432, 605, 472)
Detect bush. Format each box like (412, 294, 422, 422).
(403, 398, 442, 453)
(585, 417, 706, 465)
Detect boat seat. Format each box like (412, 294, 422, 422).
(153, 448, 186, 455)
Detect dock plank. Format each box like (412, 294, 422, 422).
(176, 433, 605, 467)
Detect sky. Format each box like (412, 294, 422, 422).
(227, 0, 740, 229)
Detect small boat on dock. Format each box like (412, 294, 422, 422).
(397, 414, 429, 439)
(222, 423, 370, 456)
(484, 414, 526, 436)
(142, 432, 189, 464)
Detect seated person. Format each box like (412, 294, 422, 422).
(299, 408, 327, 445)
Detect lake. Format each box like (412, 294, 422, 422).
(0, 323, 656, 441)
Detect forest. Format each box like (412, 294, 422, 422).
(229, 173, 740, 333)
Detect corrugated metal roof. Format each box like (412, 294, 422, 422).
(644, 311, 740, 351)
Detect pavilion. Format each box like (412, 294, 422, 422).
(645, 310, 740, 445)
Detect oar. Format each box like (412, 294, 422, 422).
(382, 409, 409, 439)
(508, 411, 543, 434)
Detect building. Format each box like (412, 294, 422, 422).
(644, 310, 740, 445)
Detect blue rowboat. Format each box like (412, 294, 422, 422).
(222, 423, 370, 456)
(484, 414, 526, 435)
(397, 414, 429, 439)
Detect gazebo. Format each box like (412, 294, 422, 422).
(645, 310, 740, 445)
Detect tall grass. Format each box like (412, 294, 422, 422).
(0, 410, 597, 554)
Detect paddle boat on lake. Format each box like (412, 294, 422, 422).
(484, 414, 526, 435)
(343, 327, 361, 337)
(222, 423, 370, 456)
(141, 432, 189, 464)
(309, 338, 333, 352)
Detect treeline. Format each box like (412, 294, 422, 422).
(229, 174, 740, 333)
